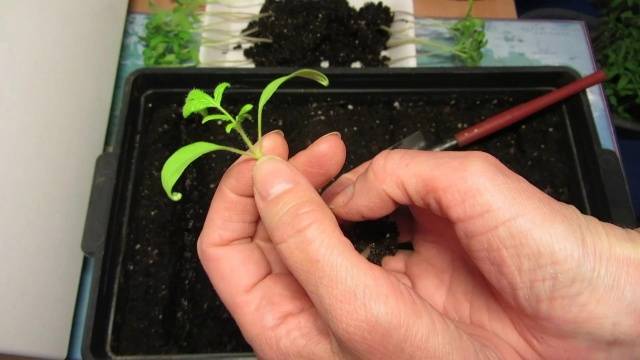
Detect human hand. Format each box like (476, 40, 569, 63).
(199, 133, 640, 359)
(197, 130, 347, 358)
(321, 149, 640, 358)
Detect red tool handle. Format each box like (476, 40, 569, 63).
(454, 70, 607, 147)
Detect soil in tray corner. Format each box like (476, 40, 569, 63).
(111, 90, 577, 355)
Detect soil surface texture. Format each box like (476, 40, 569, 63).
(111, 90, 579, 355)
(243, 0, 393, 67)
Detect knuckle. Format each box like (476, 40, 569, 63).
(367, 150, 394, 187)
(271, 198, 327, 246)
(196, 232, 219, 266)
(433, 152, 504, 220)
(464, 150, 498, 169)
(196, 236, 206, 260)
(196, 232, 212, 262)
(459, 151, 503, 180)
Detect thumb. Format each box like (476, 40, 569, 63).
(252, 156, 380, 329)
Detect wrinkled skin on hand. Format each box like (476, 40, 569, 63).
(198, 131, 640, 359)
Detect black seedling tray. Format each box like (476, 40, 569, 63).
(81, 67, 636, 359)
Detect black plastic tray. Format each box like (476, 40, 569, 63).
(81, 67, 636, 359)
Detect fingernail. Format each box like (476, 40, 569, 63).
(265, 129, 284, 137)
(254, 156, 295, 200)
(318, 131, 341, 140)
(322, 175, 354, 205)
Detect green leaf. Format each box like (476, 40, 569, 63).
(183, 89, 216, 118)
(201, 114, 230, 124)
(236, 103, 253, 122)
(617, 76, 630, 91)
(259, 70, 329, 110)
(163, 54, 178, 64)
(225, 123, 235, 133)
(149, 36, 166, 48)
(161, 142, 223, 201)
(213, 82, 230, 106)
(257, 69, 329, 139)
(238, 114, 253, 123)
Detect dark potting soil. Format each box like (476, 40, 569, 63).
(111, 90, 578, 355)
(243, 0, 393, 67)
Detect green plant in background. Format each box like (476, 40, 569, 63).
(142, 0, 203, 66)
(142, 0, 271, 67)
(595, 0, 640, 122)
(386, 0, 487, 66)
(448, 0, 487, 66)
(161, 69, 329, 201)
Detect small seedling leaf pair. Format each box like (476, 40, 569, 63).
(182, 82, 232, 117)
(161, 69, 329, 201)
(182, 89, 215, 118)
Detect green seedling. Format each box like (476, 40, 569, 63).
(142, 0, 271, 67)
(142, 0, 203, 66)
(386, 0, 487, 66)
(448, 0, 487, 66)
(161, 69, 329, 201)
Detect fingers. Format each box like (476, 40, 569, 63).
(198, 131, 347, 352)
(322, 149, 603, 313)
(252, 156, 383, 331)
(381, 250, 411, 273)
(324, 149, 550, 225)
(253, 132, 346, 273)
(322, 159, 369, 203)
(197, 131, 288, 313)
(289, 132, 346, 190)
